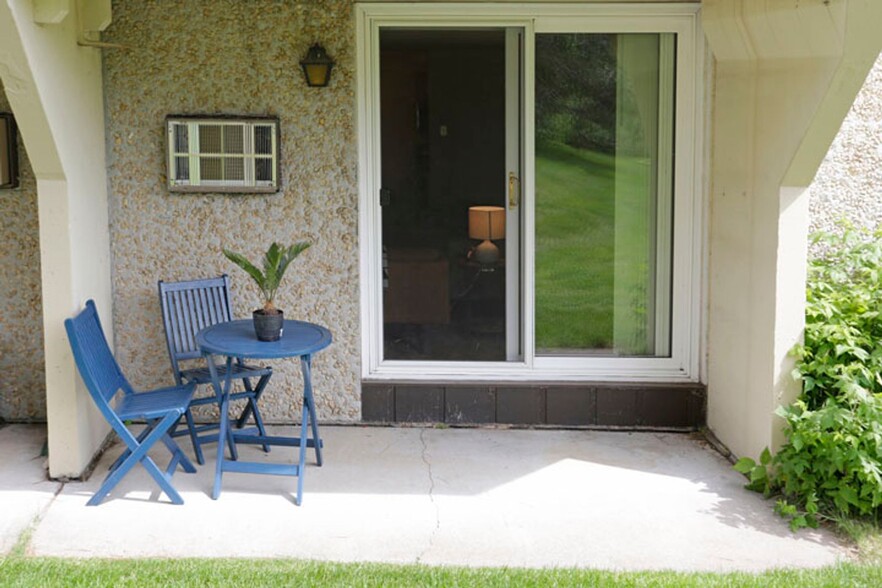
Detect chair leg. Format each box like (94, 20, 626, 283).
(183, 408, 204, 465)
(235, 371, 268, 427)
(89, 412, 188, 506)
(159, 430, 197, 474)
(108, 425, 152, 473)
(135, 414, 192, 504)
(168, 413, 181, 437)
(236, 377, 256, 428)
(249, 400, 271, 454)
(236, 374, 271, 454)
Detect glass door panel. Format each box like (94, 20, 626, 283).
(380, 28, 518, 361)
(534, 33, 675, 357)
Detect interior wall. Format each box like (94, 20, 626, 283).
(427, 44, 506, 244)
(0, 80, 45, 422)
(102, 0, 360, 421)
(380, 37, 505, 252)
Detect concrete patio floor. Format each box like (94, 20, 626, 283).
(0, 423, 851, 571)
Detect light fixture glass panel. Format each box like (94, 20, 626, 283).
(304, 64, 329, 87)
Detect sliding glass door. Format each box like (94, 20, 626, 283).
(358, 4, 701, 380)
(378, 28, 522, 363)
(534, 33, 675, 358)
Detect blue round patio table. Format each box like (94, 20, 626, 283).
(196, 319, 332, 505)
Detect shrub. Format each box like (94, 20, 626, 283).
(736, 226, 882, 529)
(796, 229, 882, 409)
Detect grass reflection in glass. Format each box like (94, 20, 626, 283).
(535, 139, 616, 352)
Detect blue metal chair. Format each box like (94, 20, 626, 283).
(64, 300, 196, 506)
(158, 275, 272, 465)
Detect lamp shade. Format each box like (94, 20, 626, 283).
(468, 206, 505, 241)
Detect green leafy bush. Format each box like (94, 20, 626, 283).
(736, 226, 882, 530)
(796, 229, 882, 409)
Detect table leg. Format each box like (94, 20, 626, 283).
(295, 354, 322, 505)
(301, 355, 323, 467)
(207, 355, 235, 500)
(295, 397, 309, 506)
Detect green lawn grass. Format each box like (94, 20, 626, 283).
(2, 556, 882, 587)
(535, 139, 616, 351)
(535, 139, 658, 355)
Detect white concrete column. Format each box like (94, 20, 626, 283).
(0, 0, 113, 477)
(703, 0, 882, 459)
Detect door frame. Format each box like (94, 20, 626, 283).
(504, 27, 523, 362)
(356, 2, 704, 383)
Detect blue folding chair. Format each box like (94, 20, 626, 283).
(159, 275, 272, 465)
(64, 300, 196, 506)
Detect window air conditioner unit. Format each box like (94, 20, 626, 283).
(166, 116, 280, 193)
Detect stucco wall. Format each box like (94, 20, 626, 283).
(0, 81, 46, 421)
(810, 53, 882, 236)
(102, 0, 360, 422)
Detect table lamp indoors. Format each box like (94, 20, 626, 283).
(468, 205, 506, 264)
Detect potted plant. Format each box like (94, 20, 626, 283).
(223, 241, 311, 341)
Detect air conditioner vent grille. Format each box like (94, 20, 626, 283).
(166, 116, 279, 193)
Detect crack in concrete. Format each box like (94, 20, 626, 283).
(416, 427, 440, 564)
(9, 481, 65, 558)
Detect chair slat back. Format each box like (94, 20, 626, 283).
(64, 300, 131, 412)
(159, 275, 234, 381)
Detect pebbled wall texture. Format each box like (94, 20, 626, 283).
(0, 81, 45, 421)
(809, 53, 882, 239)
(102, 0, 360, 422)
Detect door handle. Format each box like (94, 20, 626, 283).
(379, 188, 392, 207)
(508, 172, 519, 209)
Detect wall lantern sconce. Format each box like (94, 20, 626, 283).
(300, 43, 335, 87)
(0, 113, 19, 189)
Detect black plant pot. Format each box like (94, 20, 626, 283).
(253, 309, 284, 342)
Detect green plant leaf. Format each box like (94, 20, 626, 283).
(733, 457, 756, 474)
(767, 226, 882, 528)
(224, 242, 311, 308)
(790, 515, 808, 531)
(749, 465, 768, 483)
(223, 249, 266, 291)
